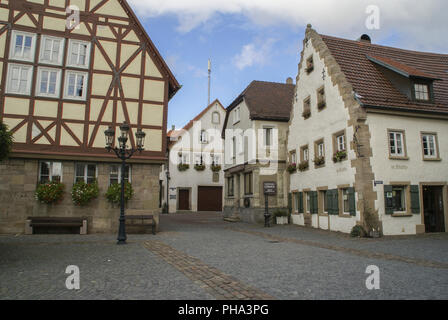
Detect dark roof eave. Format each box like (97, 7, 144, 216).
(250, 116, 290, 122)
(362, 104, 448, 117)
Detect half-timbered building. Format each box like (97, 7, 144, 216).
(0, 0, 180, 233)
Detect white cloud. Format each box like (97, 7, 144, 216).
(233, 39, 276, 70)
(128, 0, 448, 51)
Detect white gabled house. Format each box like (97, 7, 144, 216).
(287, 25, 448, 236)
(160, 100, 226, 213)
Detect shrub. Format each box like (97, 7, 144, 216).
(298, 161, 309, 172)
(0, 121, 13, 162)
(35, 181, 65, 204)
(333, 150, 347, 163)
(72, 180, 99, 206)
(178, 163, 189, 171)
(106, 182, 134, 205)
(350, 225, 366, 238)
(313, 156, 325, 166)
(273, 209, 289, 218)
(194, 164, 205, 171)
(287, 163, 297, 173)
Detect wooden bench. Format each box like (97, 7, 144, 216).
(26, 217, 87, 235)
(126, 215, 156, 235)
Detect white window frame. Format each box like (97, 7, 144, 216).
(200, 130, 208, 143)
(39, 35, 65, 66)
(36, 67, 62, 98)
(422, 134, 438, 159)
(303, 148, 309, 162)
(67, 39, 91, 69)
(318, 142, 325, 157)
(306, 192, 311, 214)
(38, 161, 63, 183)
(414, 83, 429, 101)
(64, 71, 88, 100)
(10, 30, 37, 62)
(194, 153, 203, 165)
(109, 164, 131, 185)
(337, 134, 345, 152)
(74, 163, 98, 184)
(342, 188, 350, 214)
(291, 151, 297, 164)
(263, 127, 273, 147)
(233, 107, 240, 124)
(212, 112, 220, 124)
(389, 131, 404, 157)
(392, 186, 407, 213)
(6, 63, 33, 95)
(211, 154, 221, 165)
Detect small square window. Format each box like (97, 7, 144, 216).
(40, 36, 64, 65)
(10, 31, 36, 62)
(392, 186, 406, 212)
(389, 131, 406, 157)
(109, 165, 131, 185)
(414, 83, 429, 101)
(39, 161, 62, 183)
(422, 133, 439, 159)
(6, 64, 33, 95)
(75, 163, 97, 184)
(67, 40, 91, 68)
(37, 67, 62, 98)
(64, 71, 88, 100)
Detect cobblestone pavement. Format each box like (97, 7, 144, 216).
(1, 212, 448, 299)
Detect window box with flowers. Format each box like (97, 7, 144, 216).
(211, 164, 221, 172)
(298, 161, 309, 172)
(106, 182, 134, 206)
(178, 163, 189, 172)
(194, 164, 206, 171)
(35, 181, 65, 204)
(71, 180, 99, 206)
(302, 109, 311, 119)
(313, 156, 325, 167)
(333, 150, 347, 163)
(287, 163, 297, 173)
(317, 101, 326, 110)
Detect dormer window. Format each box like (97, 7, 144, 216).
(414, 83, 429, 101)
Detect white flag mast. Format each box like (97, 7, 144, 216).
(208, 59, 211, 106)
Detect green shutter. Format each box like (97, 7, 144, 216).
(299, 192, 303, 213)
(326, 190, 333, 215)
(288, 193, 292, 214)
(410, 185, 420, 214)
(348, 187, 356, 216)
(384, 185, 394, 215)
(311, 191, 318, 214)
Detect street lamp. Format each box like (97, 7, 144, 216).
(105, 122, 146, 245)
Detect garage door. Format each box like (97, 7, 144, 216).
(197, 186, 223, 212)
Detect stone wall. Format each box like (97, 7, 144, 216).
(0, 158, 161, 234)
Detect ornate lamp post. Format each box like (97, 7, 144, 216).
(104, 122, 146, 245)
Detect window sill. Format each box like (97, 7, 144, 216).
(391, 213, 413, 217)
(423, 157, 442, 162)
(339, 213, 352, 218)
(319, 213, 329, 217)
(314, 164, 326, 169)
(389, 156, 409, 161)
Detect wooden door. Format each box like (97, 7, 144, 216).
(198, 186, 223, 212)
(423, 186, 445, 233)
(178, 189, 190, 211)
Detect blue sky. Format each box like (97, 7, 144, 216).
(127, 0, 448, 130)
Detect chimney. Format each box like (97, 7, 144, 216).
(171, 125, 175, 131)
(358, 34, 371, 43)
(286, 77, 293, 85)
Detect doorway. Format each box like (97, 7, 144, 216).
(178, 189, 190, 211)
(423, 186, 445, 233)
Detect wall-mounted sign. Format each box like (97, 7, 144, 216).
(374, 180, 384, 186)
(263, 182, 277, 195)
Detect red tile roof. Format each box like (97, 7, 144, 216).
(367, 55, 440, 80)
(320, 34, 448, 114)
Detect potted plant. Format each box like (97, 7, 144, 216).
(302, 109, 311, 119)
(313, 156, 325, 166)
(106, 182, 134, 206)
(178, 163, 189, 171)
(71, 180, 99, 206)
(332, 150, 347, 163)
(194, 164, 206, 171)
(298, 161, 309, 172)
(287, 163, 297, 173)
(274, 209, 289, 225)
(317, 101, 326, 110)
(211, 164, 221, 172)
(35, 181, 65, 204)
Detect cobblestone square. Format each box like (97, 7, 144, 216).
(1, 212, 447, 300)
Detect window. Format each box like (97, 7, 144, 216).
(290, 151, 297, 164)
(40, 36, 64, 65)
(67, 40, 91, 68)
(421, 133, 439, 159)
(306, 56, 314, 74)
(232, 137, 236, 159)
(64, 71, 88, 100)
(6, 64, 33, 95)
(233, 107, 240, 124)
(179, 152, 190, 164)
(392, 186, 406, 212)
(200, 130, 208, 143)
(244, 172, 253, 195)
(10, 31, 36, 62)
(301, 146, 309, 162)
(212, 112, 220, 124)
(414, 83, 429, 101)
(317, 86, 326, 109)
(389, 130, 406, 157)
(318, 142, 325, 157)
(228, 176, 234, 197)
(38, 161, 62, 183)
(306, 192, 311, 213)
(109, 165, 131, 185)
(75, 163, 97, 183)
(302, 97, 311, 118)
(211, 154, 221, 165)
(320, 190, 328, 214)
(194, 153, 203, 165)
(263, 127, 273, 147)
(336, 133, 345, 152)
(294, 193, 300, 213)
(341, 188, 350, 214)
(37, 68, 61, 97)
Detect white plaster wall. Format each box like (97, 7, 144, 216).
(291, 214, 305, 226)
(288, 37, 359, 233)
(318, 216, 329, 230)
(368, 112, 448, 235)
